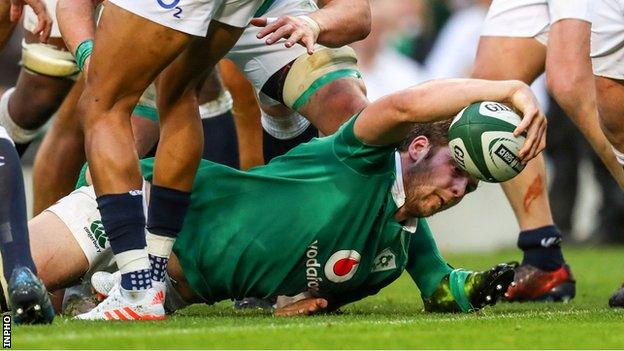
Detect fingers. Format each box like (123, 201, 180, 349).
(256, 17, 285, 39)
(255, 16, 317, 53)
(285, 30, 304, 48)
(274, 298, 328, 317)
(300, 34, 315, 55)
(513, 106, 537, 137)
(518, 112, 546, 163)
(250, 17, 268, 27)
(265, 23, 294, 45)
(34, 12, 52, 42)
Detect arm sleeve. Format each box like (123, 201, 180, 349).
(405, 218, 453, 298)
(332, 114, 397, 176)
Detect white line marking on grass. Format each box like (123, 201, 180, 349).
(21, 308, 600, 343)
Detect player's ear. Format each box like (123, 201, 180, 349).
(408, 135, 431, 162)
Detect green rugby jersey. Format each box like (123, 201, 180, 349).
(77, 114, 450, 303)
(148, 114, 421, 303)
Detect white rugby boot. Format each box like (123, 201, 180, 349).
(91, 271, 167, 302)
(75, 283, 165, 321)
(91, 271, 121, 301)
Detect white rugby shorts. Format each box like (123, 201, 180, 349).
(482, 0, 592, 45)
(47, 185, 191, 312)
(591, 0, 624, 80)
(109, 0, 263, 36)
(45, 186, 116, 275)
(226, 0, 322, 90)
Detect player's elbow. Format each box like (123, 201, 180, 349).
(392, 86, 430, 123)
(352, 4, 372, 41)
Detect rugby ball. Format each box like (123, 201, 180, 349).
(448, 101, 526, 182)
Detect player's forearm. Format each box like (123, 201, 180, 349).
(395, 79, 525, 124)
(56, 0, 97, 54)
(309, 0, 370, 47)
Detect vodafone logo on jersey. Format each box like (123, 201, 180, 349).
(324, 250, 361, 283)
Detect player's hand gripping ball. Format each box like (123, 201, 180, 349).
(448, 101, 526, 182)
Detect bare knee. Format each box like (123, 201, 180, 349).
(302, 78, 368, 134)
(596, 77, 624, 148)
(9, 72, 73, 129)
(28, 212, 88, 291)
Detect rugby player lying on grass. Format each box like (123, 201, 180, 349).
(24, 78, 545, 319)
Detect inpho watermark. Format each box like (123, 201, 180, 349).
(3, 315, 10, 348)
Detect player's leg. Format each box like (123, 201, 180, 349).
(296, 74, 367, 135)
(31, 76, 86, 215)
(545, 19, 624, 188)
(28, 212, 89, 292)
(591, 0, 624, 176)
(584, 0, 624, 306)
(0, 31, 75, 155)
(0, 127, 54, 324)
(197, 70, 239, 168)
(260, 46, 368, 135)
(77, 3, 192, 320)
(219, 59, 264, 170)
(596, 78, 624, 169)
(146, 21, 245, 295)
(0, 0, 16, 49)
(473, 36, 574, 301)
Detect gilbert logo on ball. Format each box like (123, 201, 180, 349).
(448, 101, 526, 182)
(324, 250, 361, 283)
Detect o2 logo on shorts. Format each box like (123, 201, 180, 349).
(156, 0, 183, 18)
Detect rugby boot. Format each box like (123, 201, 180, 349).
(423, 263, 515, 313)
(75, 283, 166, 321)
(506, 264, 575, 302)
(91, 271, 121, 301)
(9, 267, 55, 324)
(608, 284, 624, 308)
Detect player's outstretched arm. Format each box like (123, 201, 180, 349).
(355, 79, 546, 163)
(251, 0, 370, 54)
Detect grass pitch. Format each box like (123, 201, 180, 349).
(14, 247, 624, 349)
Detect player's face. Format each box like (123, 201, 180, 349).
(403, 147, 478, 217)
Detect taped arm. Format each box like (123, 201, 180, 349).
(311, 0, 371, 47)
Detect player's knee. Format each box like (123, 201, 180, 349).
(546, 71, 580, 101)
(319, 80, 367, 117)
(0, 88, 41, 144)
(600, 116, 624, 151)
(9, 87, 68, 130)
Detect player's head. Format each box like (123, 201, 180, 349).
(397, 121, 478, 217)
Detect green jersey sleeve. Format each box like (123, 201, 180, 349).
(332, 114, 397, 176)
(74, 159, 156, 189)
(405, 218, 453, 298)
(75, 163, 89, 189)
